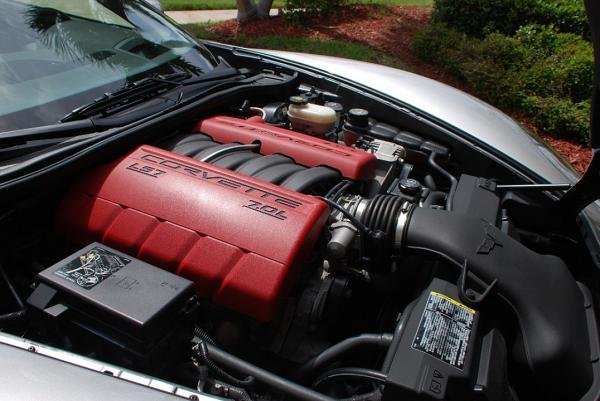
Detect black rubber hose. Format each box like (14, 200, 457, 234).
(426, 152, 457, 211)
(193, 342, 255, 388)
(0, 265, 26, 324)
(329, 180, 352, 201)
(312, 368, 387, 390)
(296, 334, 393, 384)
(339, 388, 382, 401)
(204, 343, 337, 401)
(194, 326, 216, 345)
(381, 301, 417, 372)
(324, 180, 348, 200)
(220, 384, 254, 401)
(423, 174, 437, 191)
(0, 309, 26, 323)
(360, 195, 404, 237)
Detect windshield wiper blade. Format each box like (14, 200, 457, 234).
(60, 67, 244, 124)
(60, 72, 190, 123)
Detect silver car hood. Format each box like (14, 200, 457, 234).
(256, 50, 580, 185)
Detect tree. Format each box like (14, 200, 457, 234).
(236, 0, 274, 22)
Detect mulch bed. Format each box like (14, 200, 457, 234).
(208, 5, 592, 173)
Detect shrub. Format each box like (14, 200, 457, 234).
(412, 23, 594, 144)
(522, 97, 591, 143)
(515, 25, 594, 102)
(432, 0, 588, 37)
(539, 0, 589, 37)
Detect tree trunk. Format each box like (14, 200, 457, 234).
(236, 0, 257, 22)
(257, 0, 274, 19)
(236, 0, 274, 21)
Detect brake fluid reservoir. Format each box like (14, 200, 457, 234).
(287, 96, 337, 136)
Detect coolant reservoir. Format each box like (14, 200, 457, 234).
(287, 96, 337, 136)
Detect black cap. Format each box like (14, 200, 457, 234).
(398, 178, 422, 196)
(347, 108, 369, 128)
(289, 95, 308, 106)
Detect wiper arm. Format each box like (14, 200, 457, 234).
(0, 120, 98, 146)
(60, 72, 190, 123)
(60, 67, 243, 123)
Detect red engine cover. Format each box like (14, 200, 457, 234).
(196, 116, 377, 180)
(56, 145, 329, 321)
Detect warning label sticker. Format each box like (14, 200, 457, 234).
(54, 247, 130, 290)
(411, 291, 476, 370)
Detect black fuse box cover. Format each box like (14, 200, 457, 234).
(28, 243, 196, 345)
(383, 279, 479, 401)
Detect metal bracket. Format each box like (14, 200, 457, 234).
(458, 260, 497, 306)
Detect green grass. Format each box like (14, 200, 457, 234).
(184, 22, 410, 70)
(162, 0, 431, 11)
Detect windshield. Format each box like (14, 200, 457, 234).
(0, 0, 218, 131)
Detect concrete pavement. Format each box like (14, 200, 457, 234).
(166, 9, 279, 24)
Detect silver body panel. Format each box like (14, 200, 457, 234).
(0, 332, 212, 401)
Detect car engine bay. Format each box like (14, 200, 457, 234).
(0, 71, 599, 401)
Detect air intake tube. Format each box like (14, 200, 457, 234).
(402, 206, 592, 401)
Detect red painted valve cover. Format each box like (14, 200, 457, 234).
(196, 116, 377, 180)
(56, 145, 329, 321)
